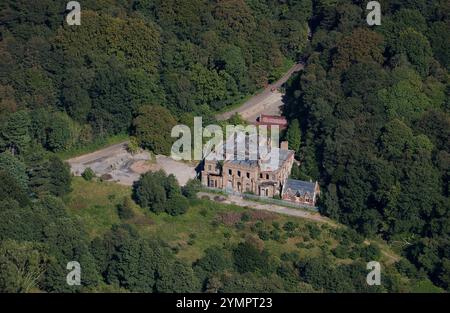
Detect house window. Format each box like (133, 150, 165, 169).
(237, 170, 241, 177)
(266, 174, 269, 179)
(246, 172, 250, 179)
(228, 169, 232, 175)
(260, 173, 263, 179)
(208, 165, 212, 171)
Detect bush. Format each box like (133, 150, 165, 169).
(235, 221, 245, 230)
(360, 244, 381, 261)
(258, 230, 270, 241)
(166, 195, 189, 216)
(117, 197, 135, 220)
(82, 168, 95, 181)
(182, 179, 202, 199)
(241, 212, 250, 222)
(233, 242, 270, 274)
(395, 259, 418, 279)
(283, 221, 298, 232)
(332, 244, 350, 259)
(127, 136, 140, 154)
(270, 229, 281, 241)
(133, 170, 189, 215)
(280, 251, 299, 262)
(307, 224, 321, 240)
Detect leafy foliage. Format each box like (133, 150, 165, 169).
(284, 0, 449, 291)
(133, 170, 189, 215)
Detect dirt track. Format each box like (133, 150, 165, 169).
(198, 191, 332, 224)
(217, 63, 304, 122)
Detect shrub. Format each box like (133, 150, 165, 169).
(117, 197, 135, 220)
(182, 179, 202, 199)
(283, 221, 298, 232)
(395, 259, 418, 279)
(233, 242, 270, 274)
(332, 244, 350, 259)
(82, 167, 95, 181)
(258, 230, 270, 241)
(127, 136, 140, 154)
(281, 251, 299, 262)
(307, 224, 321, 240)
(270, 229, 281, 241)
(166, 195, 189, 216)
(360, 244, 381, 261)
(241, 212, 250, 222)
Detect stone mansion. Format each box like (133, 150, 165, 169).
(201, 133, 320, 206)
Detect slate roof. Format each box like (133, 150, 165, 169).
(284, 179, 316, 196)
(205, 132, 294, 172)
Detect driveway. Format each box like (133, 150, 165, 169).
(217, 63, 304, 122)
(198, 191, 332, 224)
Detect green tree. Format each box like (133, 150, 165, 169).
(117, 197, 135, 220)
(133, 170, 188, 215)
(165, 194, 189, 216)
(286, 119, 301, 154)
(0, 151, 28, 190)
(1, 111, 31, 155)
(391, 28, 433, 76)
(47, 156, 72, 197)
(82, 168, 95, 181)
(0, 171, 29, 207)
(181, 178, 202, 199)
(133, 105, 177, 155)
(233, 242, 270, 274)
(133, 171, 167, 213)
(155, 260, 201, 293)
(0, 240, 48, 293)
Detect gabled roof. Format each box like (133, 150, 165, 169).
(256, 115, 288, 128)
(284, 179, 316, 196)
(205, 132, 294, 172)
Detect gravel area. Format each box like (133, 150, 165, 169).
(67, 142, 196, 186)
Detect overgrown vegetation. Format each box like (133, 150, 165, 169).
(284, 0, 449, 291)
(0, 0, 448, 293)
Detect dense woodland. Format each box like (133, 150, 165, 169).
(285, 0, 449, 291)
(0, 0, 448, 292)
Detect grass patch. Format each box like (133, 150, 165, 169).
(65, 177, 131, 237)
(65, 178, 401, 266)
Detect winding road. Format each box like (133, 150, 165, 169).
(216, 62, 304, 122)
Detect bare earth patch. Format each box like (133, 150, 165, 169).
(67, 142, 196, 186)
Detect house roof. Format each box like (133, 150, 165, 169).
(256, 115, 288, 128)
(284, 179, 316, 196)
(205, 132, 294, 172)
